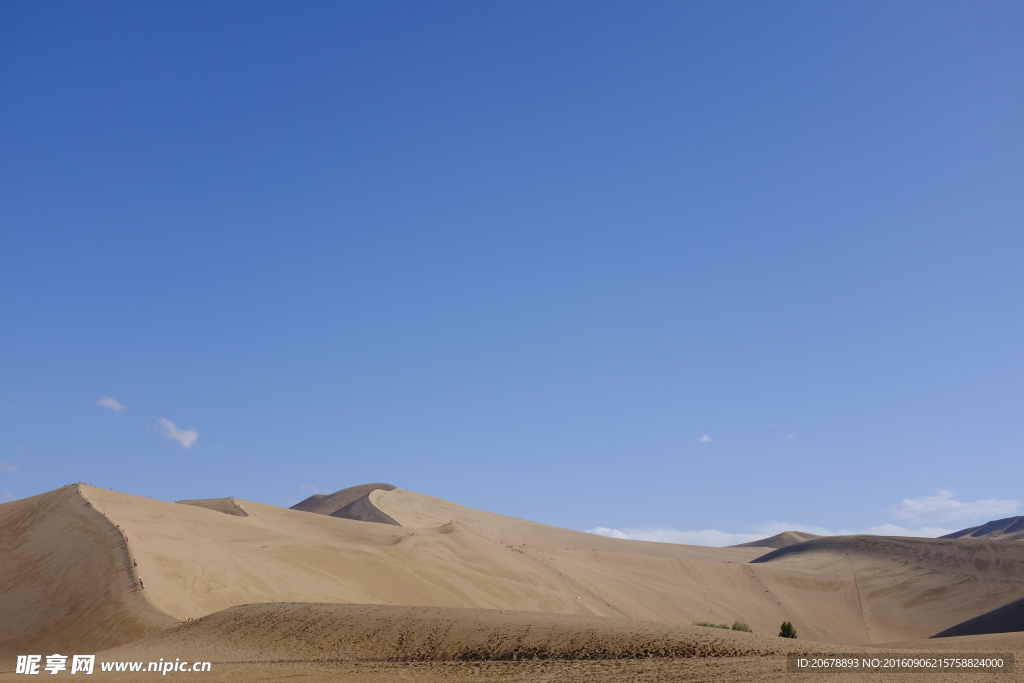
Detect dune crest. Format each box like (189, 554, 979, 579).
(942, 516, 1024, 541)
(0, 485, 176, 655)
(731, 531, 822, 548)
(290, 483, 397, 516)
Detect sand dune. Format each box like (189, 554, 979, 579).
(732, 531, 823, 549)
(933, 595, 1024, 638)
(752, 535, 1024, 642)
(942, 516, 1024, 541)
(4, 481, 1024, 682)
(290, 483, 397, 516)
(99, 602, 834, 665)
(0, 487, 175, 656)
(178, 498, 249, 516)
(330, 493, 400, 525)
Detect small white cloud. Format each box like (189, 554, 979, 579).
(15, 444, 25, 453)
(299, 484, 324, 496)
(0, 462, 17, 473)
(785, 434, 794, 440)
(97, 396, 126, 412)
(155, 418, 199, 449)
(698, 434, 712, 443)
(586, 526, 631, 540)
(587, 526, 762, 546)
(2, 491, 14, 502)
(893, 490, 1018, 525)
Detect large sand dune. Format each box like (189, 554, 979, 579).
(3, 482, 1024, 682)
(943, 516, 1024, 541)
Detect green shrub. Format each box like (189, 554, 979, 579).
(693, 621, 730, 629)
(779, 621, 797, 638)
(731, 621, 752, 632)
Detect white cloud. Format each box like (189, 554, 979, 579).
(585, 519, 960, 548)
(156, 418, 199, 449)
(585, 490, 1014, 548)
(698, 434, 712, 443)
(97, 396, 126, 412)
(588, 526, 764, 546)
(2, 491, 14, 502)
(299, 484, 324, 496)
(893, 490, 1019, 525)
(785, 434, 794, 440)
(0, 462, 17, 473)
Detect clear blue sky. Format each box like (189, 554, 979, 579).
(2, 2, 1022, 543)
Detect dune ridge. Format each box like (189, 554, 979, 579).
(0, 485, 175, 655)
(942, 516, 1024, 541)
(731, 531, 822, 549)
(179, 498, 249, 517)
(290, 484, 397, 517)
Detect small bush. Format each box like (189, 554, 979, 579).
(779, 621, 797, 638)
(731, 621, 752, 632)
(693, 621, 730, 629)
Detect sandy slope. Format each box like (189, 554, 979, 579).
(0, 486, 175, 655)
(4, 481, 1024, 680)
(753, 535, 1024, 642)
(943, 516, 1024, 541)
(732, 531, 823, 548)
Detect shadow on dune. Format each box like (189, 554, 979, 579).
(932, 596, 1024, 638)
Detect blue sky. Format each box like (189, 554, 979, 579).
(2, 2, 1022, 544)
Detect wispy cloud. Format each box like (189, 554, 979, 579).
(97, 396, 126, 412)
(893, 490, 1018, 525)
(587, 526, 763, 546)
(0, 462, 17, 473)
(2, 491, 14, 502)
(300, 484, 324, 496)
(697, 434, 712, 443)
(155, 418, 199, 449)
(585, 519, 959, 547)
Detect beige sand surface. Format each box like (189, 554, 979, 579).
(2, 483, 1024, 682)
(732, 530, 823, 548)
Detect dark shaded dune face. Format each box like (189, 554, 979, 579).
(752, 535, 1024, 568)
(329, 493, 401, 526)
(731, 531, 822, 549)
(934, 596, 1024, 638)
(290, 483, 397, 516)
(942, 516, 1024, 541)
(752, 535, 1024, 641)
(178, 498, 249, 517)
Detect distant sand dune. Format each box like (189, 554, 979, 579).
(942, 516, 1024, 541)
(179, 498, 249, 517)
(731, 531, 822, 549)
(290, 483, 397, 516)
(330, 493, 400, 526)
